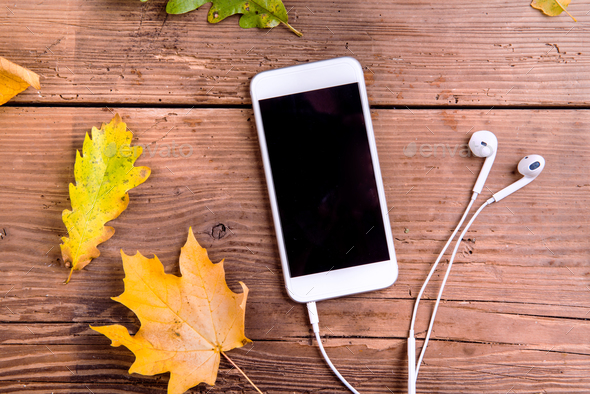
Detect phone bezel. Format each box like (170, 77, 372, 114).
(250, 57, 397, 303)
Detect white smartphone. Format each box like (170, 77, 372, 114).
(251, 57, 397, 303)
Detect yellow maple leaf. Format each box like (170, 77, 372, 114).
(61, 114, 150, 283)
(531, 0, 577, 21)
(0, 56, 40, 105)
(91, 228, 252, 394)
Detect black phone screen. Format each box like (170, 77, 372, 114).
(259, 82, 390, 278)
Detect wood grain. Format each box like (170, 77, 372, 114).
(0, 107, 588, 392)
(3, 339, 590, 393)
(1, 0, 589, 107)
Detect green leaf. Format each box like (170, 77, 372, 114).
(60, 114, 150, 283)
(166, 0, 302, 36)
(531, 0, 577, 21)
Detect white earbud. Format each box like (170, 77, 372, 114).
(490, 155, 545, 202)
(408, 142, 545, 394)
(469, 130, 498, 195)
(408, 130, 498, 394)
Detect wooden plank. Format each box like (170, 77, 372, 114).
(1, 107, 589, 392)
(2, 340, 590, 393)
(3, 295, 590, 350)
(1, 0, 589, 106)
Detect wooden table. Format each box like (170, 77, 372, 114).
(1, 1, 589, 392)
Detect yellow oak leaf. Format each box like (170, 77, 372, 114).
(0, 56, 40, 105)
(531, 0, 577, 21)
(61, 114, 150, 283)
(91, 228, 251, 394)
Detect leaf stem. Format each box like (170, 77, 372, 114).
(281, 21, 303, 37)
(65, 267, 74, 284)
(554, 0, 577, 21)
(221, 351, 263, 394)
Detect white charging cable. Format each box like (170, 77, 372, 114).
(307, 301, 361, 394)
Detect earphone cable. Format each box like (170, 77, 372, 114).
(310, 193, 480, 394)
(408, 192, 478, 393)
(308, 197, 492, 393)
(409, 192, 478, 334)
(307, 301, 361, 394)
(414, 199, 492, 376)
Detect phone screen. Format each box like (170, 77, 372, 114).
(259, 82, 390, 278)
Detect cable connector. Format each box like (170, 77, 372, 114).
(307, 301, 320, 333)
(307, 301, 360, 394)
(408, 330, 416, 394)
